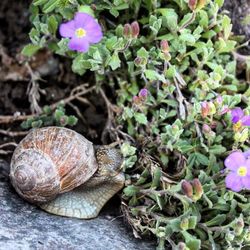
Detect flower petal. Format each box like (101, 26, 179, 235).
(224, 151, 246, 171)
(85, 27, 103, 43)
(245, 159, 250, 176)
(74, 12, 95, 28)
(225, 173, 243, 192)
(59, 20, 75, 38)
(68, 37, 89, 52)
(243, 149, 250, 159)
(241, 115, 250, 126)
(231, 108, 244, 123)
(242, 176, 250, 189)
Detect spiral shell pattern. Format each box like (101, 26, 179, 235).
(10, 127, 98, 203)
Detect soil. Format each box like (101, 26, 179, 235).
(0, 0, 108, 154)
(223, 0, 250, 53)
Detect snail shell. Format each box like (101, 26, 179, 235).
(10, 127, 98, 203)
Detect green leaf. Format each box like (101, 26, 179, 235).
(109, 8, 119, 17)
(109, 52, 121, 70)
(54, 109, 64, 121)
(72, 53, 90, 75)
(67, 116, 78, 126)
(48, 15, 58, 35)
(215, 0, 224, 7)
(205, 214, 227, 226)
(33, 0, 48, 5)
(145, 70, 166, 82)
(209, 145, 226, 155)
(179, 33, 196, 45)
(21, 44, 41, 57)
(123, 185, 139, 197)
(222, 15, 232, 40)
(158, 8, 178, 33)
(134, 113, 147, 125)
(151, 167, 162, 188)
(182, 231, 201, 250)
(43, 0, 60, 13)
(137, 47, 149, 59)
(195, 153, 209, 166)
(121, 143, 137, 157)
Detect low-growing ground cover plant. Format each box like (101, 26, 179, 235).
(22, 0, 250, 249)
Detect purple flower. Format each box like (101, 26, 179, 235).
(224, 151, 250, 192)
(231, 108, 250, 126)
(139, 88, 148, 98)
(243, 149, 250, 159)
(59, 12, 103, 53)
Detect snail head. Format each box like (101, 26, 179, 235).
(95, 145, 123, 177)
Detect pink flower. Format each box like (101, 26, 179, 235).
(224, 151, 250, 192)
(59, 12, 103, 53)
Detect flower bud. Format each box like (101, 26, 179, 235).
(139, 88, 148, 99)
(215, 95, 223, 106)
(91, 4, 97, 11)
(234, 217, 244, 236)
(202, 124, 211, 134)
(160, 40, 169, 53)
(123, 24, 132, 38)
(188, 0, 197, 11)
(132, 95, 140, 104)
(177, 242, 188, 250)
(210, 121, 217, 129)
(192, 178, 203, 201)
(59, 115, 68, 126)
(201, 101, 209, 118)
(134, 57, 142, 66)
(131, 21, 140, 38)
(181, 180, 193, 198)
(134, 57, 147, 66)
(188, 0, 206, 11)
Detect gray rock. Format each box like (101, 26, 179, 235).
(0, 177, 155, 250)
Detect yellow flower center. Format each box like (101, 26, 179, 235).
(75, 28, 86, 38)
(233, 120, 242, 132)
(237, 166, 247, 177)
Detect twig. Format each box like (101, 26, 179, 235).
(0, 114, 34, 124)
(67, 102, 87, 124)
(0, 150, 13, 155)
(25, 62, 43, 114)
(50, 85, 96, 110)
(0, 85, 96, 124)
(232, 51, 250, 63)
(0, 142, 18, 149)
(100, 88, 115, 143)
(0, 129, 29, 137)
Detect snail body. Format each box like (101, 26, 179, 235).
(10, 127, 125, 219)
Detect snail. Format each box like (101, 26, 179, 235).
(10, 126, 125, 219)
